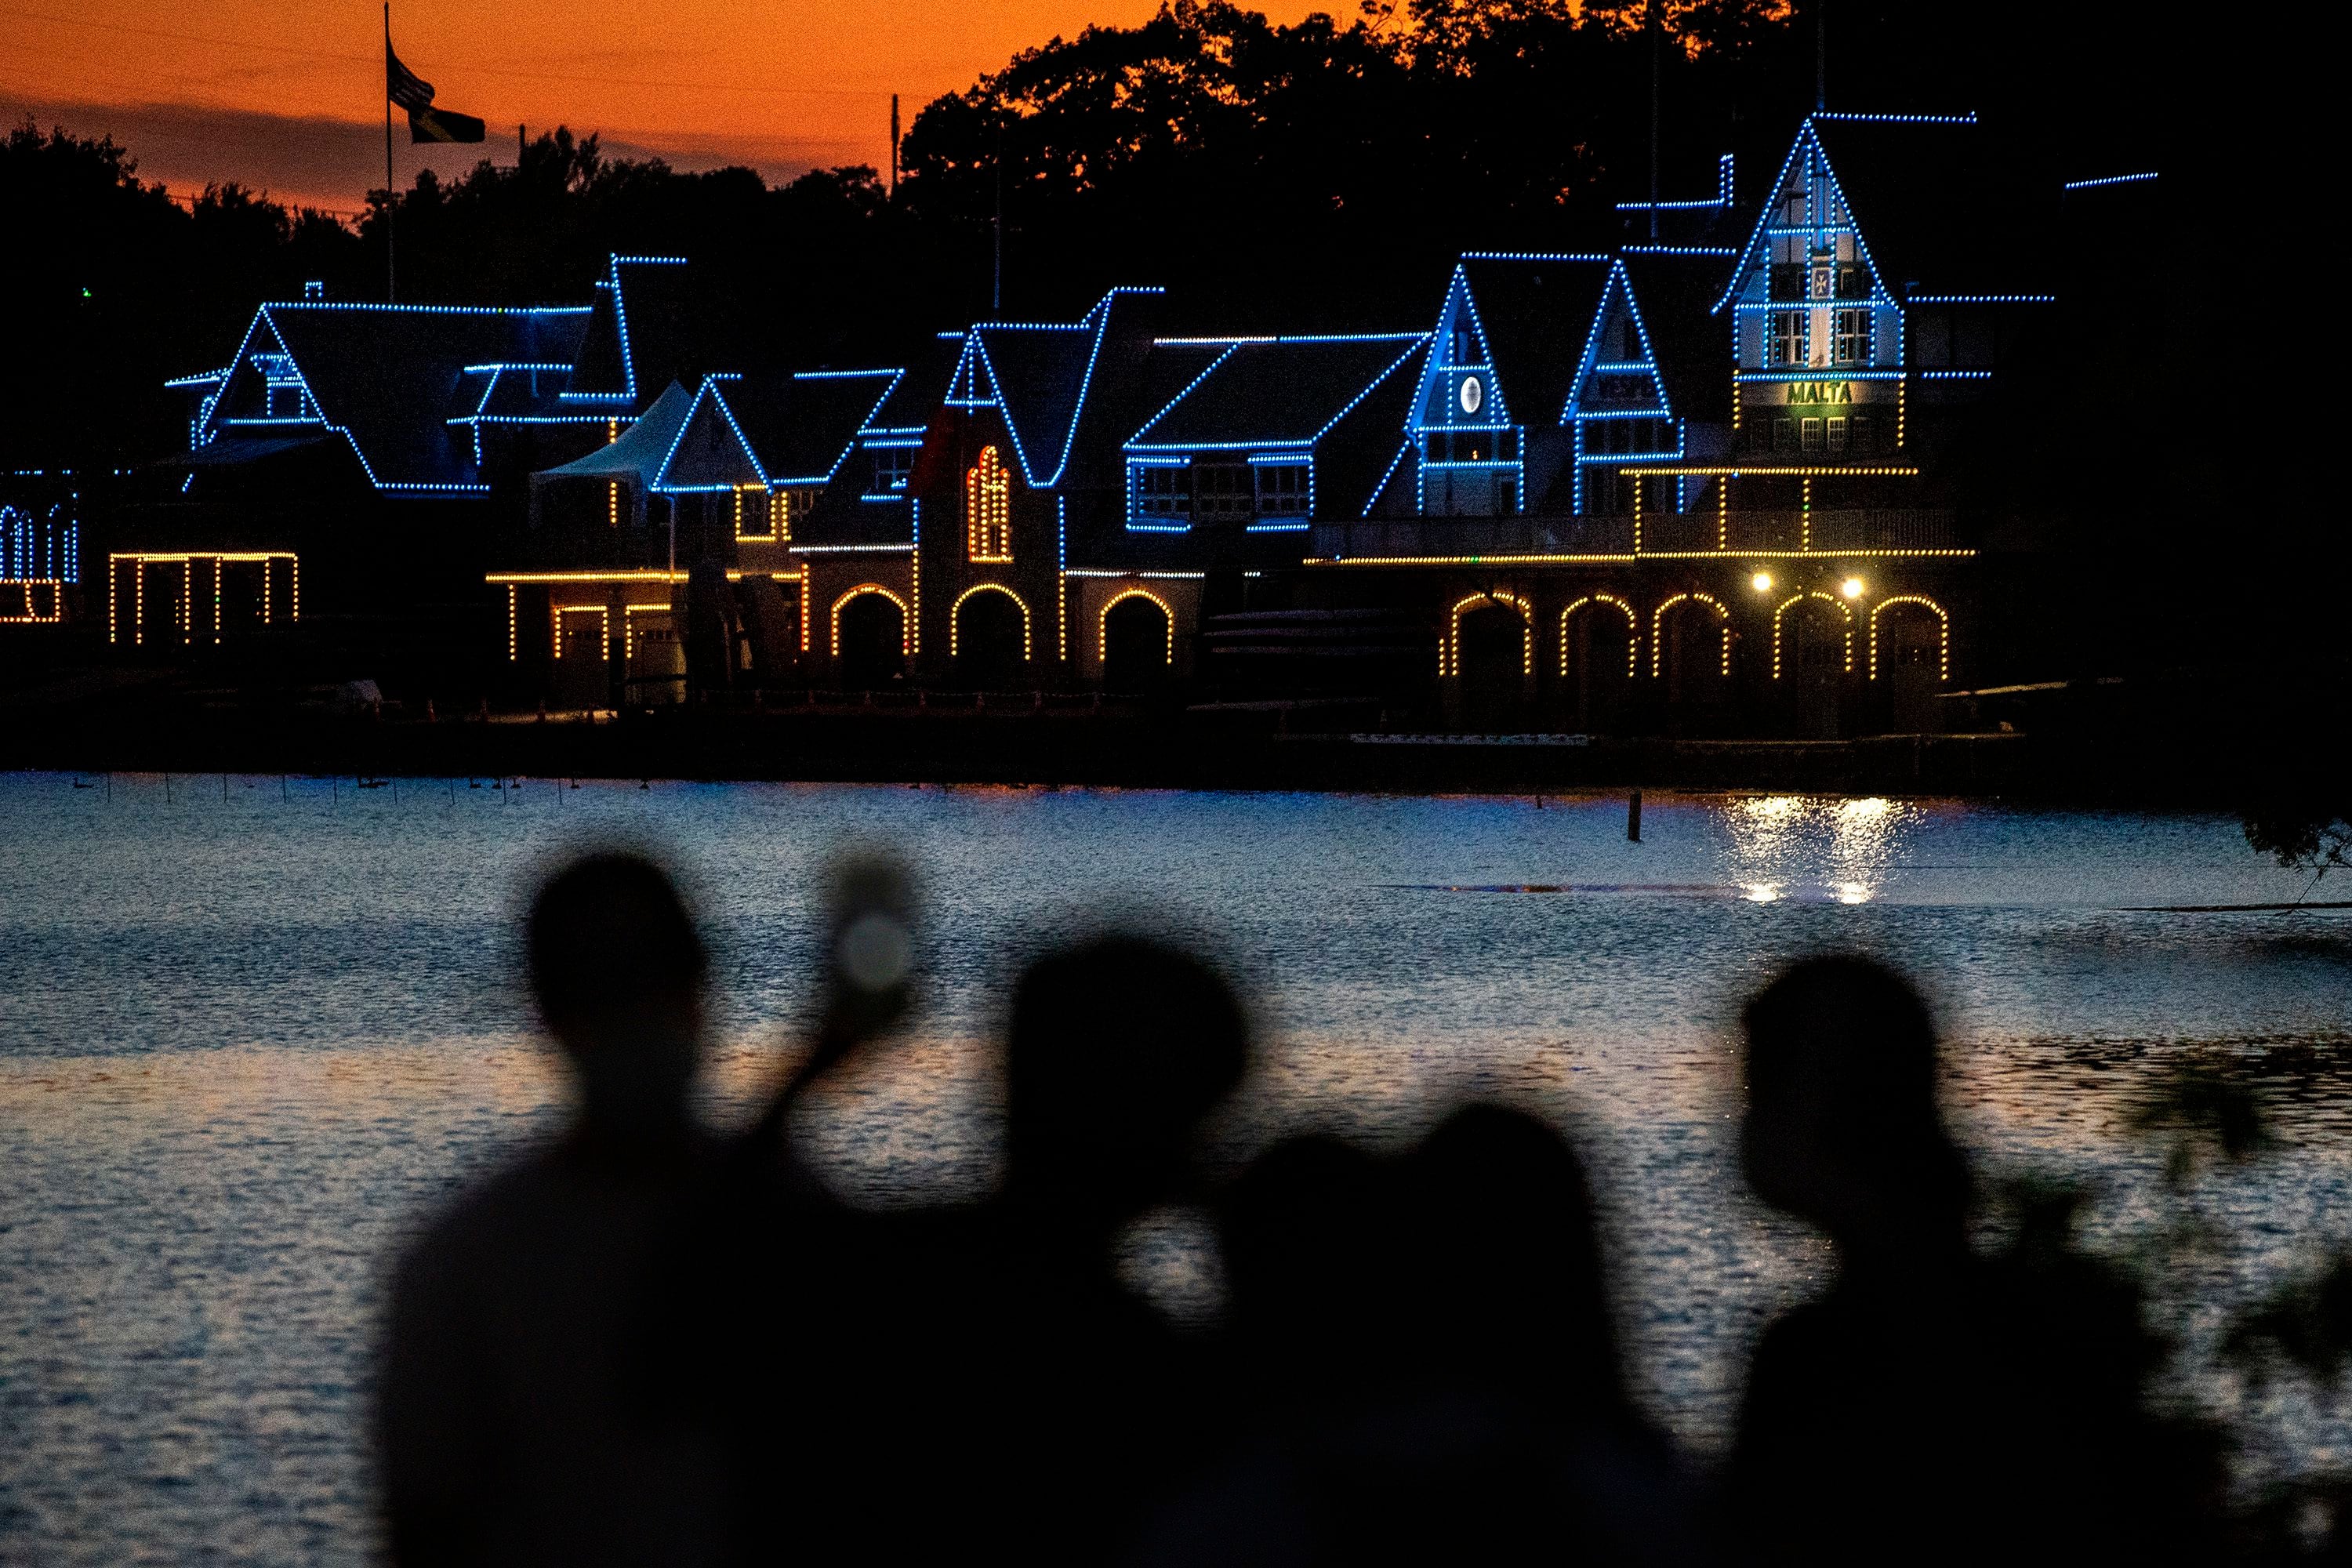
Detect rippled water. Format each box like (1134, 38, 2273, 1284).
(4, 771, 2351, 1562)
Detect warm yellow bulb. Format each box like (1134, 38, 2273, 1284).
(1841, 576, 1864, 599)
(1751, 572, 1774, 593)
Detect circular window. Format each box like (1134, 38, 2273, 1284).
(1458, 376, 1483, 415)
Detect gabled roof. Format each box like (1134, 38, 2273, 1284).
(558, 256, 693, 410)
(1719, 113, 2056, 308)
(536, 380, 695, 483)
(193, 300, 593, 492)
(1126, 334, 1430, 450)
(1450, 256, 1613, 427)
(714, 368, 900, 485)
(652, 376, 766, 492)
(947, 287, 1164, 486)
(1614, 250, 1738, 423)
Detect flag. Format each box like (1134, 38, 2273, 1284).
(387, 40, 485, 143)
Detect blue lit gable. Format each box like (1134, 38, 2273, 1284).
(650, 375, 767, 494)
(557, 255, 691, 410)
(1408, 267, 1521, 517)
(1567, 259, 1686, 513)
(943, 287, 1163, 491)
(1711, 115, 1974, 454)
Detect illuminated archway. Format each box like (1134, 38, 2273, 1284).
(1868, 594, 1949, 682)
(1098, 587, 1175, 665)
(829, 583, 911, 656)
(949, 583, 1033, 660)
(1559, 594, 1638, 678)
(1651, 592, 1732, 678)
(1772, 591, 1853, 679)
(966, 445, 1011, 562)
(1443, 591, 1534, 678)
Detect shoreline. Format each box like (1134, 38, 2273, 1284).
(0, 707, 2243, 805)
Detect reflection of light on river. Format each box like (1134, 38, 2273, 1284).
(1723, 793, 1912, 904)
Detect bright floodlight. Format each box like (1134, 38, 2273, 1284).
(1840, 576, 1864, 599)
(1751, 572, 1773, 593)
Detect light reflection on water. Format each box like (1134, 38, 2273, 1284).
(2, 773, 2350, 1563)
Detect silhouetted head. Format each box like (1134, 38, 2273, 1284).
(528, 851, 707, 1135)
(1222, 1135, 1395, 1378)
(1004, 935, 1249, 1231)
(1405, 1104, 1622, 1406)
(1740, 955, 1969, 1254)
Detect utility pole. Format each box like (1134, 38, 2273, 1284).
(1647, 0, 1661, 239)
(889, 94, 899, 198)
(993, 118, 1004, 314)
(383, 2, 395, 302)
(1815, 0, 1827, 111)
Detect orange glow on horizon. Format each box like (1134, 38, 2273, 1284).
(0, 0, 1323, 216)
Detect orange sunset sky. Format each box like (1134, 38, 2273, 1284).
(0, 0, 1320, 215)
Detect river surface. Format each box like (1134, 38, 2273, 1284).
(3, 771, 2350, 1562)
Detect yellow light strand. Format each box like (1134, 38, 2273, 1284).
(1867, 593, 1951, 683)
(1771, 590, 1854, 679)
(1445, 591, 1534, 678)
(829, 583, 912, 658)
(506, 586, 517, 662)
(1558, 594, 1638, 677)
(1097, 587, 1176, 666)
(966, 445, 1011, 563)
(948, 583, 1033, 661)
(1650, 591, 1732, 677)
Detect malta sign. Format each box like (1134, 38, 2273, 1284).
(1774, 379, 1889, 406)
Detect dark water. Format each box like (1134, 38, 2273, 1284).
(3, 771, 2350, 1562)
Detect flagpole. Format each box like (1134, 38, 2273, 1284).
(384, 2, 395, 303)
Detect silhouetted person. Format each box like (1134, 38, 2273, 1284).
(931, 935, 1253, 1558)
(1726, 955, 2216, 1566)
(1149, 1106, 1697, 1564)
(375, 851, 728, 1566)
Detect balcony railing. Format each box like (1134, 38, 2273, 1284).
(1312, 509, 1963, 559)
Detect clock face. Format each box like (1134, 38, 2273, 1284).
(1458, 376, 1483, 415)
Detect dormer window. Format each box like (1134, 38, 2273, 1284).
(871, 446, 913, 493)
(1194, 462, 1251, 522)
(1135, 463, 1189, 520)
(1769, 311, 1809, 367)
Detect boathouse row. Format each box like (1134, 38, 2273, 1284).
(101, 114, 2155, 732)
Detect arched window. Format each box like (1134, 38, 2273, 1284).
(966, 445, 1011, 562)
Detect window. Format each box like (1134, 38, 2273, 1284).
(1451, 322, 1477, 362)
(965, 445, 1011, 561)
(1835, 262, 1868, 299)
(1769, 311, 1808, 366)
(870, 447, 913, 492)
(1769, 263, 1808, 302)
(1834, 309, 1873, 365)
(1135, 463, 1189, 520)
(1194, 462, 1251, 522)
(1851, 415, 1873, 452)
(1801, 417, 1824, 452)
(1827, 416, 1849, 454)
(1256, 463, 1309, 517)
(771, 488, 816, 540)
(1773, 417, 1795, 452)
(1494, 476, 1517, 514)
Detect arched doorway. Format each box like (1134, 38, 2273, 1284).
(1871, 597, 1948, 732)
(1653, 593, 1731, 708)
(1102, 590, 1173, 692)
(953, 586, 1029, 688)
(1453, 595, 1530, 728)
(1777, 593, 1852, 739)
(1559, 596, 1635, 731)
(835, 588, 906, 689)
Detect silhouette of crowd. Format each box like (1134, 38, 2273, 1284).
(376, 848, 2236, 1565)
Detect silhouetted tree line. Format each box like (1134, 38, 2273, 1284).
(2, 1, 2166, 472)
